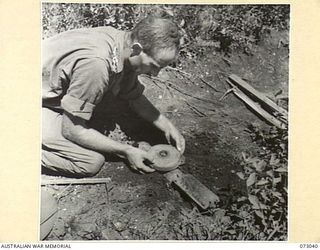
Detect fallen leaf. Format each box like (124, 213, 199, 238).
(260, 190, 270, 202)
(237, 196, 247, 202)
(227, 229, 236, 235)
(266, 170, 274, 177)
(256, 179, 269, 186)
(214, 209, 226, 221)
(248, 194, 260, 209)
(272, 191, 282, 198)
(253, 160, 266, 172)
(259, 203, 268, 210)
(269, 154, 280, 166)
(254, 210, 265, 219)
(275, 167, 287, 172)
(246, 173, 256, 187)
(241, 152, 248, 161)
(236, 172, 245, 180)
(273, 177, 282, 184)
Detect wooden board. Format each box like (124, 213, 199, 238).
(228, 74, 288, 121)
(41, 177, 111, 186)
(164, 169, 220, 210)
(227, 79, 287, 129)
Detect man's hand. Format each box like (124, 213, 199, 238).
(129, 95, 186, 154)
(125, 147, 155, 173)
(62, 112, 154, 175)
(163, 120, 186, 154)
(154, 114, 185, 154)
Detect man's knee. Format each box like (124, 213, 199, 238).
(82, 152, 105, 177)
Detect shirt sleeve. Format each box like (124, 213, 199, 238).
(118, 76, 145, 101)
(61, 58, 110, 120)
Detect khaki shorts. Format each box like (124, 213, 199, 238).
(42, 107, 105, 177)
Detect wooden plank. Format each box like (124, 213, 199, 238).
(41, 177, 111, 186)
(164, 169, 219, 209)
(227, 80, 287, 129)
(228, 74, 288, 121)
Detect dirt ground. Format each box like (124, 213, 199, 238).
(42, 30, 289, 240)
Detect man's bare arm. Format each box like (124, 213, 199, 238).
(129, 95, 185, 153)
(61, 112, 155, 172)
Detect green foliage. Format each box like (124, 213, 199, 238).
(42, 3, 289, 55)
(42, 4, 168, 38)
(163, 126, 288, 241)
(236, 125, 288, 240)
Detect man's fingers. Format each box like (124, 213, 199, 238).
(178, 136, 186, 154)
(137, 153, 155, 173)
(143, 153, 155, 164)
(171, 132, 185, 154)
(138, 170, 145, 175)
(130, 161, 154, 173)
(130, 165, 137, 172)
(165, 132, 171, 145)
(137, 163, 155, 173)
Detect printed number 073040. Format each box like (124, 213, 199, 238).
(300, 244, 318, 248)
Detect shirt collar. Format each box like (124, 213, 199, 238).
(107, 30, 130, 74)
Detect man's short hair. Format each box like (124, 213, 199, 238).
(131, 15, 181, 56)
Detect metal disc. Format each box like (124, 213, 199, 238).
(147, 144, 181, 172)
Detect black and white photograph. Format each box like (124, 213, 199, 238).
(40, 3, 289, 241)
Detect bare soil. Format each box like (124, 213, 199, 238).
(42, 30, 289, 240)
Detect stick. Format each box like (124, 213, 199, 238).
(168, 66, 221, 92)
(139, 75, 163, 89)
(162, 77, 174, 98)
(41, 177, 111, 186)
(185, 101, 207, 117)
(222, 57, 232, 66)
(219, 88, 234, 101)
(226, 80, 287, 129)
(228, 74, 288, 121)
(150, 76, 220, 105)
(166, 66, 199, 86)
(166, 66, 192, 78)
(267, 226, 279, 240)
(199, 78, 220, 92)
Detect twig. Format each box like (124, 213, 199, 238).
(56, 184, 73, 201)
(222, 57, 232, 66)
(152, 79, 163, 89)
(163, 111, 193, 116)
(149, 219, 164, 236)
(219, 88, 234, 101)
(243, 229, 249, 240)
(162, 77, 174, 98)
(139, 75, 163, 89)
(185, 101, 207, 117)
(267, 226, 279, 240)
(156, 77, 219, 104)
(216, 71, 229, 91)
(160, 81, 167, 105)
(199, 78, 221, 92)
(105, 182, 112, 231)
(166, 66, 192, 78)
(166, 66, 199, 86)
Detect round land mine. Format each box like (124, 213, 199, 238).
(148, 144, 182, 172)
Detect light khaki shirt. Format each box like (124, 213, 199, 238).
(42, 26, 144, 120)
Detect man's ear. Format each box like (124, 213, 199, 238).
(131, 42, 143, 56)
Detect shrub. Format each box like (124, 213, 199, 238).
(42, 3, 289, 55)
